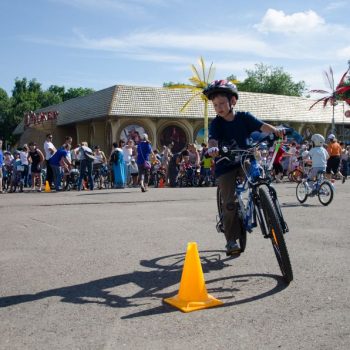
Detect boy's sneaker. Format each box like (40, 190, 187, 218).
(226, 240, 241, 256)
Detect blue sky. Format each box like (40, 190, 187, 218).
(1, 0, 349, 96)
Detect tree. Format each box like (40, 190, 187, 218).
(166, 57, 215, 142)
(63, 87, 94, 101)
(0, 78, 95, 145)
(238, 63, 306, 97)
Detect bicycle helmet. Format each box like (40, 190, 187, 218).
(202, 79, 239, 100)
(311, 134, 325, 147)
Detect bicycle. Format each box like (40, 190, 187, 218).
(287, 157, 311, 183)
(216, 135, 293, 284)
(296, 171, 334, 206)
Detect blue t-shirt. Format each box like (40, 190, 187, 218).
(137, 142, 152, 165)
(49, 149, 68, 166)
(0, 150, 3, 167)
(208, 111, 263, 176)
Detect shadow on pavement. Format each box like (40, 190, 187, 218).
(0, 251, 288, 318)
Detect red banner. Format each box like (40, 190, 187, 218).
(24, 111, 59, 126)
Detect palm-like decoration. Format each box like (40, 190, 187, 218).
(309, 66, 350, 109)
(167, 57, 216, 143)
(309, 65, 350, 133)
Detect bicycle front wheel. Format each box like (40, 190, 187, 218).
(296, 182, 308, 203)
(318, 181, 334, 206)
(259, 186, 293, 284)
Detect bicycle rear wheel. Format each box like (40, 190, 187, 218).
(318, 181, 334, 206)
(216, 187, 247, 253)
(259, 186, 293, 284)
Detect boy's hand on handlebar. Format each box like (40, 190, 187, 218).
(273, 127, 285, 138)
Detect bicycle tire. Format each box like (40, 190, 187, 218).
(296, 182, 308, 203)
(318, 181, 334, 206)
(259, 186, 293, 284)
(268, 186, 289, 233)
(216, 187, 246, 253)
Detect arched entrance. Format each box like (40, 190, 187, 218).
(159, 124, 188, 153)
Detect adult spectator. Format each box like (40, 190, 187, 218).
(168, 150, 187, 187)
(28, 142, 45, 192)
(326, 134, 343, 181)
(77, 142, 94, 191)
(49, 143, 71, 191)
(43, 133, 57, 189)
(136, 134, 153, 192)
(122, 139, 134, 186)
(110, 142, 126, 189)
(64, 136, 73, 163)
(340, 142, 348, 182)
(0, 139, 3, 193)
(93, 145, 107, 189)
(19, 144, 29, 187)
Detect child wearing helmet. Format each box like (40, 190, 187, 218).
(308, 134, 329, 180)
(203, 79, 284, 255)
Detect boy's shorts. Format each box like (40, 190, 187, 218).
(308, 167, 325, 180)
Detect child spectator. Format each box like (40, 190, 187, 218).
(129, 157, 139, 187)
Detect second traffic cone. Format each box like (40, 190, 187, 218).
(44, 181, 51, 193)
(164, 242, 223, 312)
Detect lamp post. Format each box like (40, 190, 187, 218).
(331, 101, 336, 135)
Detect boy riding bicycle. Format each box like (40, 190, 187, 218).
(203, 80, 283, 255)
(307, 134, 329, 183)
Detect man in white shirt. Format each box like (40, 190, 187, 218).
(43, 133, 57, 189)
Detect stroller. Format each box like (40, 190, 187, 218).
(65, 168, 80, 191)
(10, 162, 25, 193)
(2, 164, 13, 192)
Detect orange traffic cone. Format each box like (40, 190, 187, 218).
(44, 181, 51, 193)
(164, 242, 223, 312)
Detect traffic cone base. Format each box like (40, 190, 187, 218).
(164, 293, 223, 313)
(44, 181, 51, 193)
(163, 242, 223, 312)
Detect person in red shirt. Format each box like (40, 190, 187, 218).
(273, 144, 292, 183)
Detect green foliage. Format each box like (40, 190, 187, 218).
(163, 81, 185, 87)
(0, 78, 94, 145)
(237, 63, 306, 97)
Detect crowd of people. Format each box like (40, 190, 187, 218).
(0, 131, 349, 195)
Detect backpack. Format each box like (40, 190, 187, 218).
(81, 147, 95, 162)
(110, 150, 120, 164)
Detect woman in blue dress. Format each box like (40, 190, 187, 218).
(110, 142, 126, 188)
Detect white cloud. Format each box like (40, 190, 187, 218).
(255, 9, 325, 34)
(336, 46, 350, 59)
(22, 29, 283, 59)
(325, 1, 348, 10)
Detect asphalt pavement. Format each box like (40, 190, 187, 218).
(0, 181, 349, 350)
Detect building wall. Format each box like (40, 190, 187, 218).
(18, 121, 76, 149)
(16, 115, 349, 153)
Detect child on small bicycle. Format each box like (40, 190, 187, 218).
(307, 134, 329, 182)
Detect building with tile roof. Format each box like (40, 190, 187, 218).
(14, 84, 350, 152)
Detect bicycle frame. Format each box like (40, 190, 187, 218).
(217, 138, 289, 236)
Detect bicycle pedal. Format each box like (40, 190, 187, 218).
(216, 223, 224, 233)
